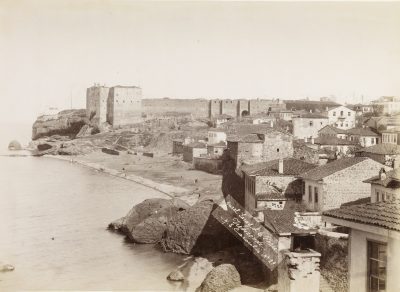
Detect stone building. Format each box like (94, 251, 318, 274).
(292, 113, 329, 139)
(227, 129, 293, 168)
(207, 129, 227, 145)
(107, 86, 142, 127)
(86, 84, 110, 125)
(207, 142, 226, 156)
(346, 127, 380, 147)
(323, 200, 400, 292)
(86, 84, 142, 127)
(314, 136, 359, 155)
(300, 157, 392, 212)
(318, 125, 348, 139)
(356, 144, 400, 167)
(371, 95, 400, 115)
(241, 158, 317, 213)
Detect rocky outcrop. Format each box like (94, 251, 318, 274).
(32, 109, 88, 140)
(167, 269, 184, 282)
(117, 198, 190, 244)
(161, 199, 239, 255)
(8, 140, 22, 150)
(196, 264, 241, 292)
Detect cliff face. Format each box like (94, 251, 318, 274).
(32, 109, 88, 140)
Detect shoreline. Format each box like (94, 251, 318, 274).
(44, 154, 189, 199)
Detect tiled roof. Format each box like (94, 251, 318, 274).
(299, 157, 368, 181)
(357, 143, 400, 155)
(294, 113, 328, 119)
(241, 158, 317, 176)
(323, 200, 400, 232)
(328, 105, 354, 111)
(256, 184, 283, 200)
(346, 127, 379, 137)
(363, 168, 400, 188)
(314, 136, 358, 146)
(263, 201, 317, 235)
(318, 125, 348, 134)
(381, 128, 400, 133)
(227, 133, 263, 143)
(208, 141, 227, 147)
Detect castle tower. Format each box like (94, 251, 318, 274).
(86, 84, 110, 126)
(107, 86, 142, 127)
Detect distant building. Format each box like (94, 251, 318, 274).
(350, 103, 373, 116)
(269, 109, 293, 121)
(327, 105, 356, 129)
(292, 113, 329, 139)
(381, 128, 400, 145)
(356, 144, 400, 167)
(207, 142, 226, 156)
(300, 157, 391, 212)
(323, 200, 400, 292)
(371, 96, 400, 115)
(346, 127, 380, 147)
(318, 125, 348, 139)
(86, 84, 142, 127)
(207, 129, 227, 145)
(314, 136, 359, 155)
(172, 139, 184, 155)
(183, 142, 207, 162)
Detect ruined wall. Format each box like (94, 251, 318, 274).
(249, 99, 284, 115)
(293, 144, 319, 164)
(107, 86, 142, 126)
(209, 99, 221, 117)
(315, 233, 348, 292)
(142, 98, 209, 118)
(221, 100, 238, 117)
(193, 157, 223, 174)
(86, 86, 109, 125)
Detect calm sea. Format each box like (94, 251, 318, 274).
(0, 154, 184, 291)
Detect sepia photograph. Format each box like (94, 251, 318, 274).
(0, 1, 399, 291)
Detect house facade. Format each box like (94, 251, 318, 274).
(346, 127, 380, 147)
(242, 158, 317, 213)
(381, 128, 400, 145)
(292, 114, 329, 139)
(323, 201, 400, 292)
(183, 142, 207, 162)
(207, 129, 227, 144)
(364, 168, 400, 203)
(300, 157, 391, 212)
(356, 144, 400, 167)
(327, 105, 356, 129)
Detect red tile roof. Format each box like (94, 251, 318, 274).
(323, 200, 400, 232)
(314, 136, 358, 146)
(263, 201, 317, 235)
(241, 158, 317, 176)
(357, 143, 400, 155)
(346, 127, 379, 137)
(299, 157, 368, 181)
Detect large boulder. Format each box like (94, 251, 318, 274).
(32, 109, 88, 140)
(161, 199, 239, 255)
(8, 140, 22, 150)
(196, 264, 241, 292)
(119, 198, 190, 244)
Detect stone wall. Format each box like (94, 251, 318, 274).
(107, 86, 142, 126)
(221, 100, 238, 117)
(142, 98, 209, 118)
(209, 99, 221, 117)
(193, 157, 223, 174)
(293, 144, 320, 164)
(86, 86, 109, 125)
(315, 232, 348, 292)
(322, 159, 390, 211)
(249, 99, 284, 115)
(260, 131, 293, 161)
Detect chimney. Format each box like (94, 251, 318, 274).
(278, 159, 284, 174)
(311, 137, 315, 144)
(304, 137, 308, 143)
(270, 120, 274, 127)
(379, 168, 387, 180)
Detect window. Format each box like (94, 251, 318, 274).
(276, 148, 280, 152)
(309, 121, 314, 126)
(348, 112, 351, 116)
(314, 187, 318, 203)
(333, 111, 336, 116)
(368, 241, 387, 292)
(340, 111, 344, 116)
(371, 138, 375, 145)
(308, 185, 312, 202)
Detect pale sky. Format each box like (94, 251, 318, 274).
(1, 1, 400, 124)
